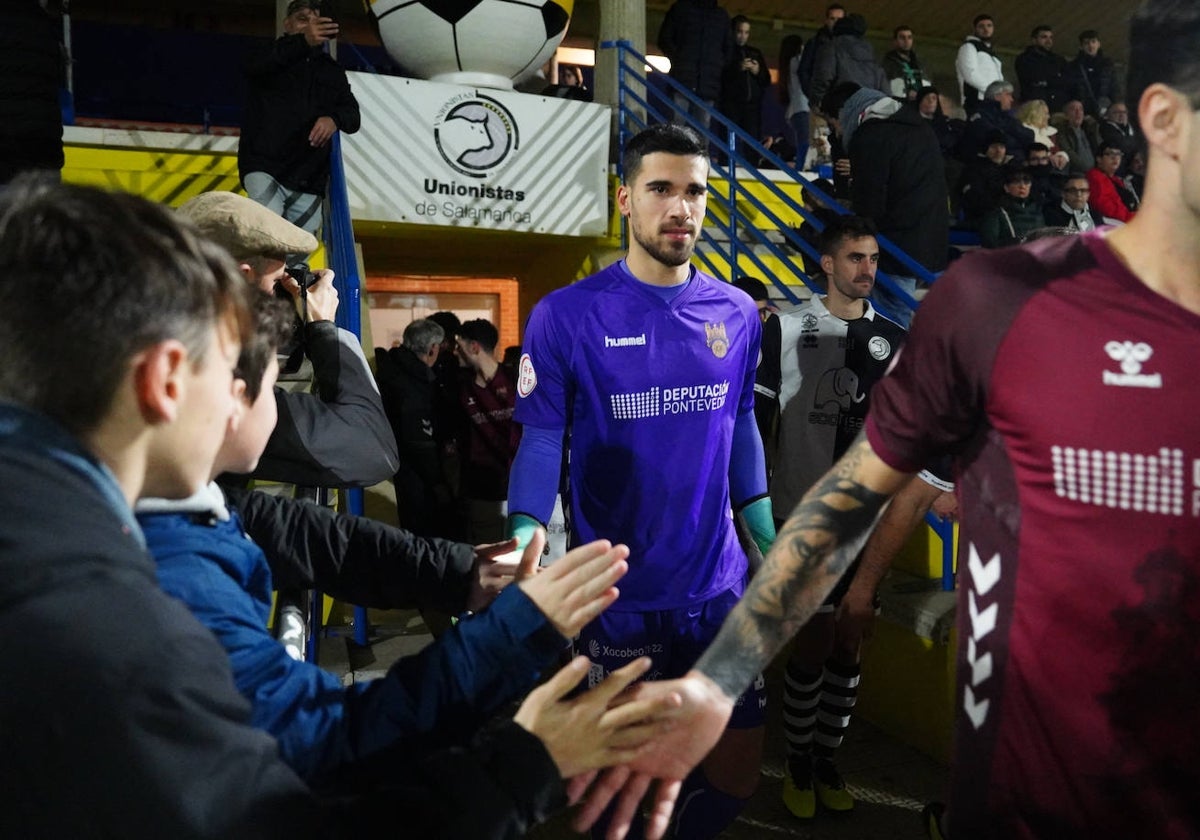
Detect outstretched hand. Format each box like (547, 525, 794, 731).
(516, 531, 628, 639)
(514, 656, 682, 779)
(571, 670, 735, 840)
(466, 537, 521, 612)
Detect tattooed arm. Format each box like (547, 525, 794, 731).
(572, 435, 911, 840)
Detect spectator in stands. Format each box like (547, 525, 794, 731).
(826, 82, 948, 327)
(1050, 99, 1101, 173)
(1125, 147, 1147, 204)
(719, 16, 771, 144)
(914, 85, 965, 159)
(959, 129, 1013, 228)
(1, 1, 64, 185)
(980, 165, 1046, 248)
(1067, 29, 1119, 118)
(796, 4, 844, 101)
(1015, 25, 1073, 113)
(1024, 142, 1068, 207)
(177, 191, 398, 490)
(452, 318, 521, 544)
(1015, 99, 1070, 168)
(778, 35, 811, 169)
(1042, 172, 1104, 232)
(1086, 143, 1137, 223)
(375, 319, 456, 537)
(882, 25, 933, 101)
(962, 80, 1035, 164)
(956, 13, 1004, 115)
(810, 13, 887, 109)
(542, 63, 590, 100)
(658, 0, 732, 132)
(1098, 101, 1138, 167)
(239, 0, 360, 239)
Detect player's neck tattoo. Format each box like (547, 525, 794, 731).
(696, 438, 889, 699)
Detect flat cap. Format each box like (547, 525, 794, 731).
(176, 191, 317, 260)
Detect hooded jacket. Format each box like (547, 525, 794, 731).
(811, 15, 888, 106)
(842, 91, 950, 274)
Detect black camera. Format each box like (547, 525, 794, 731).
(285, 263, 319, 291)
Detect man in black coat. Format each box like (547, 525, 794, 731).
(658, 0, 732, 132)
(1015, 25, 1073, 113)
(1067, 29, 1119, 118)
(827, 84, 949, 327)
(239, 0, 360, 237)
(719, 15, 771, 142)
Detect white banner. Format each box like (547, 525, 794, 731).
(342, 72, 610, 237)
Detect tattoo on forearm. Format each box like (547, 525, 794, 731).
(698, 439, 889, 698)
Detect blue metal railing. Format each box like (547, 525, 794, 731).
(324, 132, 372, 644)
(602, 41, 954, 590)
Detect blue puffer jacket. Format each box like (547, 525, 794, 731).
(137, 485, 566, 785)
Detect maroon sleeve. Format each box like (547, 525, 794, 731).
(864, 242, 1069, 471)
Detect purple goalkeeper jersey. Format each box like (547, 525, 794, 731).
(514, 261, 761, 611)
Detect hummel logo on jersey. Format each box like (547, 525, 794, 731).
(604, 333, 647, 348)
(1103, 340, 1162, 388)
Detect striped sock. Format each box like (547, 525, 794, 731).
(782, 660, 822, 773)
(814, 658, 861, 761)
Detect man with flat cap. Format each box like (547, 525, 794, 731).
(178, 190, 397, 489)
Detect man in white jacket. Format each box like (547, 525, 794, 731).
(956, 14, 1004, 115)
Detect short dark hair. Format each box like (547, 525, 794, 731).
(731, 14, 749, 29)
(0, 174, 251, 436)
(974, 13, 993, 26)
(820, 81, 861, 121)
(236, 292, 295, 403)
(457, 318, 499, 353)
(818, 215, 878, 257)
(1031, 24, 1053, 38)
(428, 310, 461, 338)
(1028, 142, 1051, 153)
(826, 4, 845, 14)
(1079, 29, 1100, 43)
(622, 123, 706, 185)
(893, 25, 913, 38)
(1127, 0, 1200, 132)
(732, 276, 770, 301)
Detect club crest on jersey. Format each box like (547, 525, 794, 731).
(868, 335, 893, 361)
(517, 353, 537, 398)
(705, 321, 729, 358)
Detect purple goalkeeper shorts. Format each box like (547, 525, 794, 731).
(574, 578, 767, 729)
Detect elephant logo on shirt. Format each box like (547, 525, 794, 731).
(814, 367, 864, 410)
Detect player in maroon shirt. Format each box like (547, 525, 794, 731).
(568, 3, 1200, 838)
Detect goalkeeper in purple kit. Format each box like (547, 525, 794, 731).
(505, 123, 776, 839)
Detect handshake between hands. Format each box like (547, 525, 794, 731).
(477, 531, 737, 840)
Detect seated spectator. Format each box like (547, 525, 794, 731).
(1015, 99, 1069, 167)
(914, 85, 965, 159)
(1043, 173, 1104, 232)
(1098, 101, 1138, 167)
(1086, 143, 1136, 223)
(959, 130, 1012, 227)
(1025, 142, 1068, 207)
(961, 80, 1035, 163)
(980, 165, 1046, 248)
(1125, 147, 1147, 205)
(1050, 99, 1101, 173)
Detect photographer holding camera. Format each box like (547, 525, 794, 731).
(239, 0, 358, 240)
(177, 191, 398, 489)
